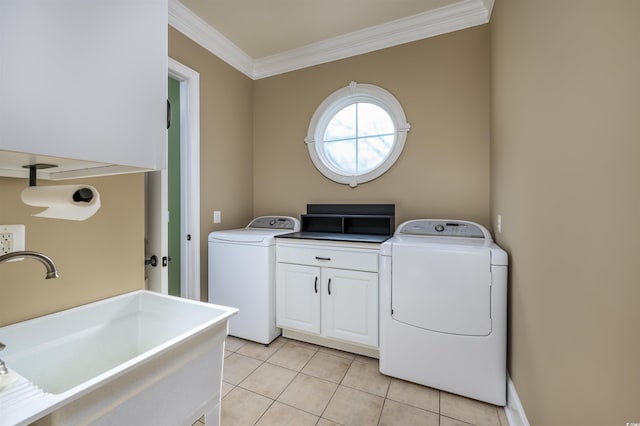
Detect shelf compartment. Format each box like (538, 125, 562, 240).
(300, 204, 395, 237)
(344, 216, 393, 236)
(301, 216, 343, 233)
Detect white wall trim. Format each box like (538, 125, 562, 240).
(168, 0, 254, 78)
(505, 373, 531, 426)
(482, 0, 496, 18)
(169, 0, 492, 80)
(254, 0, 491, 79)
(168, 57, 201, 302)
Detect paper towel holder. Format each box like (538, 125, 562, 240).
(22, 163, 57, 187)
(22, 163, 95, 203)
(20, 164, 100, 220)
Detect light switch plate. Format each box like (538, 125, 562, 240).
(0, 224, 25, 256)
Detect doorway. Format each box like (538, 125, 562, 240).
(168, 76, 181, 296)
(145, 58, 201, 301)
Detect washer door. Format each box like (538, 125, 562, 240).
(391, 244, 492, 336)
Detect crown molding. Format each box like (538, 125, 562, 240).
(254, 0, 492, 79)
(169, 0, 492, 80)
(168, 0, 254, 78)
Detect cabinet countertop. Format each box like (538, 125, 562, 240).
(276, 232, 390, 244)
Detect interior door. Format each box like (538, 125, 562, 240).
(167, 76, 181, 297)
(145, 169, 168, 294)
(146, 62, 200, 299)
(168, 58, 201, 302)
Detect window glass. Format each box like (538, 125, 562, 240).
(305, 82, 410, 187)
(324, 104, 356, 142)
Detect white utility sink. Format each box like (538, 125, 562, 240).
(0, 290, 238, 426)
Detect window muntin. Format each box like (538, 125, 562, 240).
(305, 82, 410, 187)
(322, 102, 395, 175)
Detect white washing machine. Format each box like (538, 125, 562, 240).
(208, 216, 300, 344)
(379, 219, 508, 405)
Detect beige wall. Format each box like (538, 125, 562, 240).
(491, 1, 640, 424)
(253, 26, 491, 228)
(168, 27, 254, 299)
(168, 25, 489, 298)
(0, 174, 144, 326)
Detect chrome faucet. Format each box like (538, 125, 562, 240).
(0, 342, 7, 376)
(0, 251, 58, 377)
(0, 251, 59, 279)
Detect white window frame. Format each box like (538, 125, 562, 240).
(305, 81, 410, 187)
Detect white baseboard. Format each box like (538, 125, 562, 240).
(505, 373, 530, 426)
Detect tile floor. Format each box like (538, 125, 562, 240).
(195, 335, 509, 426)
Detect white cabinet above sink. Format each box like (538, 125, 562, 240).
(0, 0, 168, 177)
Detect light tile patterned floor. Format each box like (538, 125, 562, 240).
(196, 335, 510, 426)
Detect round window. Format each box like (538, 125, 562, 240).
(305, 82, 410, 187)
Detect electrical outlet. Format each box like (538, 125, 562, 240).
(213, 211, 221, 224)
(0, 233, 13, 254)
(0, 224, 25, 255)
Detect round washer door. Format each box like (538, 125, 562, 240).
(391, 243, 492, 336)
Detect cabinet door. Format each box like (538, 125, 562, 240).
(322, 268, 378, 347)
(276, 263, 321, 334)
(0, 0, 167, 170)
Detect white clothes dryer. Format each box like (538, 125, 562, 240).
(379, 219, 508, 405)
(208, 216, 300, 344)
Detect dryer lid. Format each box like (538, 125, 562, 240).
(207, 216, 300, 245)
(208, 228, 291, 244)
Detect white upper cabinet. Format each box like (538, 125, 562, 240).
(0, 0, 168, 173)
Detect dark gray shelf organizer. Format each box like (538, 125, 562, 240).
(301, 204, 395, 236)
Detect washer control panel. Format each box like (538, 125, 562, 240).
(247, 216, 301, 231)
(397, 220, 490, 239)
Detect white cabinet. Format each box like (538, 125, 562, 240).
(322, 267, 377, 346)
(0, 0, 168, 173)
(277, 263, 321, 334)
(276, 241, 379, 348)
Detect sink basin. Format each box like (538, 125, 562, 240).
(0, 290, 238, 426)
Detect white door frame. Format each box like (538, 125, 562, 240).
(168, 57, 201, 301)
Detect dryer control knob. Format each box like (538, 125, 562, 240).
(435, 224, 445, 232)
